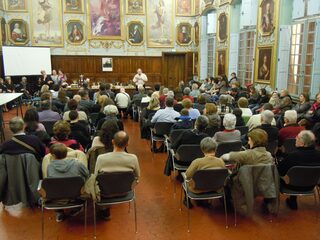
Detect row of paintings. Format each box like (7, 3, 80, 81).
(3, 18, 200, 47)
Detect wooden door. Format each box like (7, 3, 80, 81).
(162, 53, 186, 89)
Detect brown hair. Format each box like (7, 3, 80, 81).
(53, 120, 71, 140)
(182, 98, 193, 109)
(238, 97, 249, 108)
(247, 129, 268, 148)
(50, 143, 68, 160)
(205, 103, 217, 115)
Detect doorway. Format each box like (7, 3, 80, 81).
(162, 53, 186, 89)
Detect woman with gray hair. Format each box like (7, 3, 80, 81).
(96, 105, 124, 131)
(213, 113, 241, 143)
(183, 87, 194, 103)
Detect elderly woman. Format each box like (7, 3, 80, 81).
(50, 120, 84, 152)
(91, 120, 119, 149)
(96, 105, 124, 131)
(204, 103, 221, 129)
(213, 113, 241, 143)
(221, 128, 273, 166)
(183, 87, 194, 103)
(181, 98, 200, 120)
(190, 83, 201, 99)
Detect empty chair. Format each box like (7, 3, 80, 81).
(94, 171, 137, 237)
(181, 169, 230, 231)
(235, 126, 249, 136)
(150, 122, 174, 152)
(283, 138, 297, 154)
(216, 141, 242, 158)
(38, 176, 87, 240)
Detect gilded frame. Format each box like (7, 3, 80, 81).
(193, 52, 199, 75)
(176, 0, 193, 17)
(7, 18, 29, 45)
(0, 0, 4, 10)
(217, 12, 228, 43)
(194, 0, 200, 16)
(146, 0, 174, 48)
(194, 21, 199, 47)
(64, 0, 84, 14)
(219, 0, 230, 6)
(216, 49, 228, 77)
(176, 22, 192, 46)
(254, 46, 273, 84)
(5, 0, 27, 12)
(127, 20, 144, 46)
(126, 0, 145, 15)
(65, 19, 86, 45)
(0, 17, 6, 46)
(258, 0, 275, 37)
(30, 0, 64, 47)
(87, 0, 124, 40)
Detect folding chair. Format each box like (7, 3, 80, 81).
(204, 126, 219, 137)
(235, 126, 249, 136)
(216, 141, 242, 158)
(94, 171, 137, 238)
(267, 140, 279, 163)
(38, 176, 87, 240)
(150, 122, 174, 153)
(164, 129, 187, 154)
(280, 166, 320, 212)
(180, 169, 230, 232)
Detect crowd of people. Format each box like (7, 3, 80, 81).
(1, 71, 320, 224)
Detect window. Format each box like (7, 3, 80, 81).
(288, 21, 316, 95)
(207, 35, 215, 77)
(237, 31, 255, 85)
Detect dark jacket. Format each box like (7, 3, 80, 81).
(171, 116, 193, 131)
(171, 129, 208, 150)
(256, 124, 279, 142)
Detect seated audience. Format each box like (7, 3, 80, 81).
(142, 96, 160, 120)
(105, 83, 115, 100)
(182, 87, 194, 103)
(238, 97, 252, 117)
(69, 110, 91, 149)
(213, 113, 241, 143)
(275, 89, 293, 114)
(115, 87, 131, 118)
(249, 88, 269, 114)
(279, 110, 304, 146)
(190, 83, 201, 99)
(217, 95, 232, 115)
(246, 103, 276, 131)
(0, 117, 45, 161)
(24, 108, 46, 133)
(193, 95, 206, 114)
(269, 91, 280, 108)
(151, 97, 180, 123)
(95, 131, 140, 220)
(92, 120, 119, 149)
(47, 143, 89, 222)
(302, 92, 320, 125)
(293, 93, 311, 121)
(93, 83, 108, 103)
(181, 98, 200, 120)
(277, 130, 320, 210)
(173, 92, 184, 113)
(221, 129, 273, 165)
(63, 99, 88, 122)
(38, 101, 61, 122)
(203, 103, 221, 129)
(256, 110, 279, 143)
(97, 105, 124, 131)
(93, 95, 115, 125)
(233, 108, 245, 127)
(78, 89, 95, 113)
(171, 108, 193, 131)
(53, 90, 69, 112)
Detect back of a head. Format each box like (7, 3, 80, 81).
(180, 108, 189, 116)
(284, 110, 297, 124)
(105, 83, 111, 90)
(24, 108, 39, 122)
(205, 103, 217, 115)
(165, 97, 174, 107)
(9, 117, 24, 134)
(219, 95, 228, 105)
(154, 84, 160, 91)
(182, 98, 192, 109)
(223, 113, 236, 130)
(113, 131, 129, 148)
(50, 143, 68, 160)
(197, 95, 206, 104)
(53, 120, 71, 140)
(183, 87, 191, 96)
(138, 85, 145, 93)
(233, 108, 242, 117)
(262, 103, 274, 111)
(162, 88, 169, 95)
(73, 94, 81, 103)
(248, 128, 268, 148)
(297, 130, 315, 147)
(200, 137, 217, 154)
(238, 97, 249, 108)
(41, 100, 50, 110)
(195, 115, 209, 131)
(99, 83, 107, 91)
(261, 110, 274, 124)
(69, 110, 79, 121)
(68, 99, 78, 110)
(104, 104, 119, 116)
(79, 89, 88, 98)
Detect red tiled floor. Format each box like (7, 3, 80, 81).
(0, 108, 319, 239)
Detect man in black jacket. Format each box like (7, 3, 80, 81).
(277, 130, 320, 210)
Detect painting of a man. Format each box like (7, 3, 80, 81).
(260, 0, 274, 35)
(11, 23, 26, 42)
(177, 24, 191, 45)
(67, 22, 84, 44)
(128, 22, 143, 44)
(217, 50, 226, 76)
(218, 13, 227, 42)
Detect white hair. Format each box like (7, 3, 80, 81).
(103, 105, 119, 116)
(261, 110, 274, 124)
(223, 113, 236, 130)
(284, 110, 297, 124)
(298, 130, 315, 147)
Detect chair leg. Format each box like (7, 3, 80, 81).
(233, 194, 237, 227)
(134, 198, 137, 233)
(179, 186, 183, 211)
(93, 202, 97, 239)
(223, 194, 228, 229)
(41, 204, 44, 240)
(313, 191, 318, 219)
(128, 202, 131, 213)
(84, 201, 87, 236)
(187, 195, 190, 233)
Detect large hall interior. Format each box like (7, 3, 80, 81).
(0, 0, 320, 239)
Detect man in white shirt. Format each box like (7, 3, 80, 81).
(132, 68, 148, 87)
(151, 97, 180, 123)
(115, 87, 131, 118)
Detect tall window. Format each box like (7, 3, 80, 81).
(237, 31, 255, 85)
(288, 21, 316, 95)
(207, 35, 215, 77)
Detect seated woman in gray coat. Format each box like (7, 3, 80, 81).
(213, 113, 241, 143)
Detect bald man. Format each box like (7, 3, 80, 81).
(132, 68, 148, 87)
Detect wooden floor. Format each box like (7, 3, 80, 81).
(0, 108, 320, 240)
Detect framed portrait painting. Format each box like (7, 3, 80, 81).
(5, 0, 27, 11)
(256, 47, 272, 82)
(127, 21, 144, 46)
(31, 0, 63, 46)
(194, 21, 199, 47)
(216, 49, 227, 76)
(126, 0, 144, 15)
(193, 52, 199, 75)
(258, 0, 275, 36)
(102, 57, 113, 72)
(66, 20, 85, 45)
(176, 23, 192, 46)
(176, 0, 192, 16)
(7, 19, 29, 45)
(88, 0, 124, 40)
(146, 0, 174, 48)
(218, 12, 228, 42)
(64, 0, 84, 13)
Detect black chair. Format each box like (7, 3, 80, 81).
(41, 121, 56, 136)
(235, 126, 249, 136)
(283, 138, 297, 154)
(181, 169, 230, 231)
(280, 166, 320, 211)
(38, 177, 87, 240)
(216, 141, 242, 158)
(94, 171, 137, 237)
(204, 126, 219, 137)
(150, 122, 174, 152)
(164, 129, 187, 153)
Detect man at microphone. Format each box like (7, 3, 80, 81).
(133, 68, 148, 88)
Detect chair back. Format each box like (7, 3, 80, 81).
(235, 126, 249, 136)
(216, 141, 242, 157)
(266, 140, 278, 156)
(154, 122, 174, 136)
(90, 113, 100, 127)
(286, 166, 320, 187)
(176, 145, 204, 163)
(169, 129, 187, 143)
(87, 146, 110, 173)
(283, 138, 297, 154)
(96, 171, 135, 196)
(41, 176, 84, 200)
(204, 126, 219, 137)
(192, 169, 229, 191)
(41, 121, 56, 136)
(134, 99, 142, 107)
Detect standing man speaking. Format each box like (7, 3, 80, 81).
(133, 68, 148, 88)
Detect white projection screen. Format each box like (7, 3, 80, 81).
(2, 46, 52, 76)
